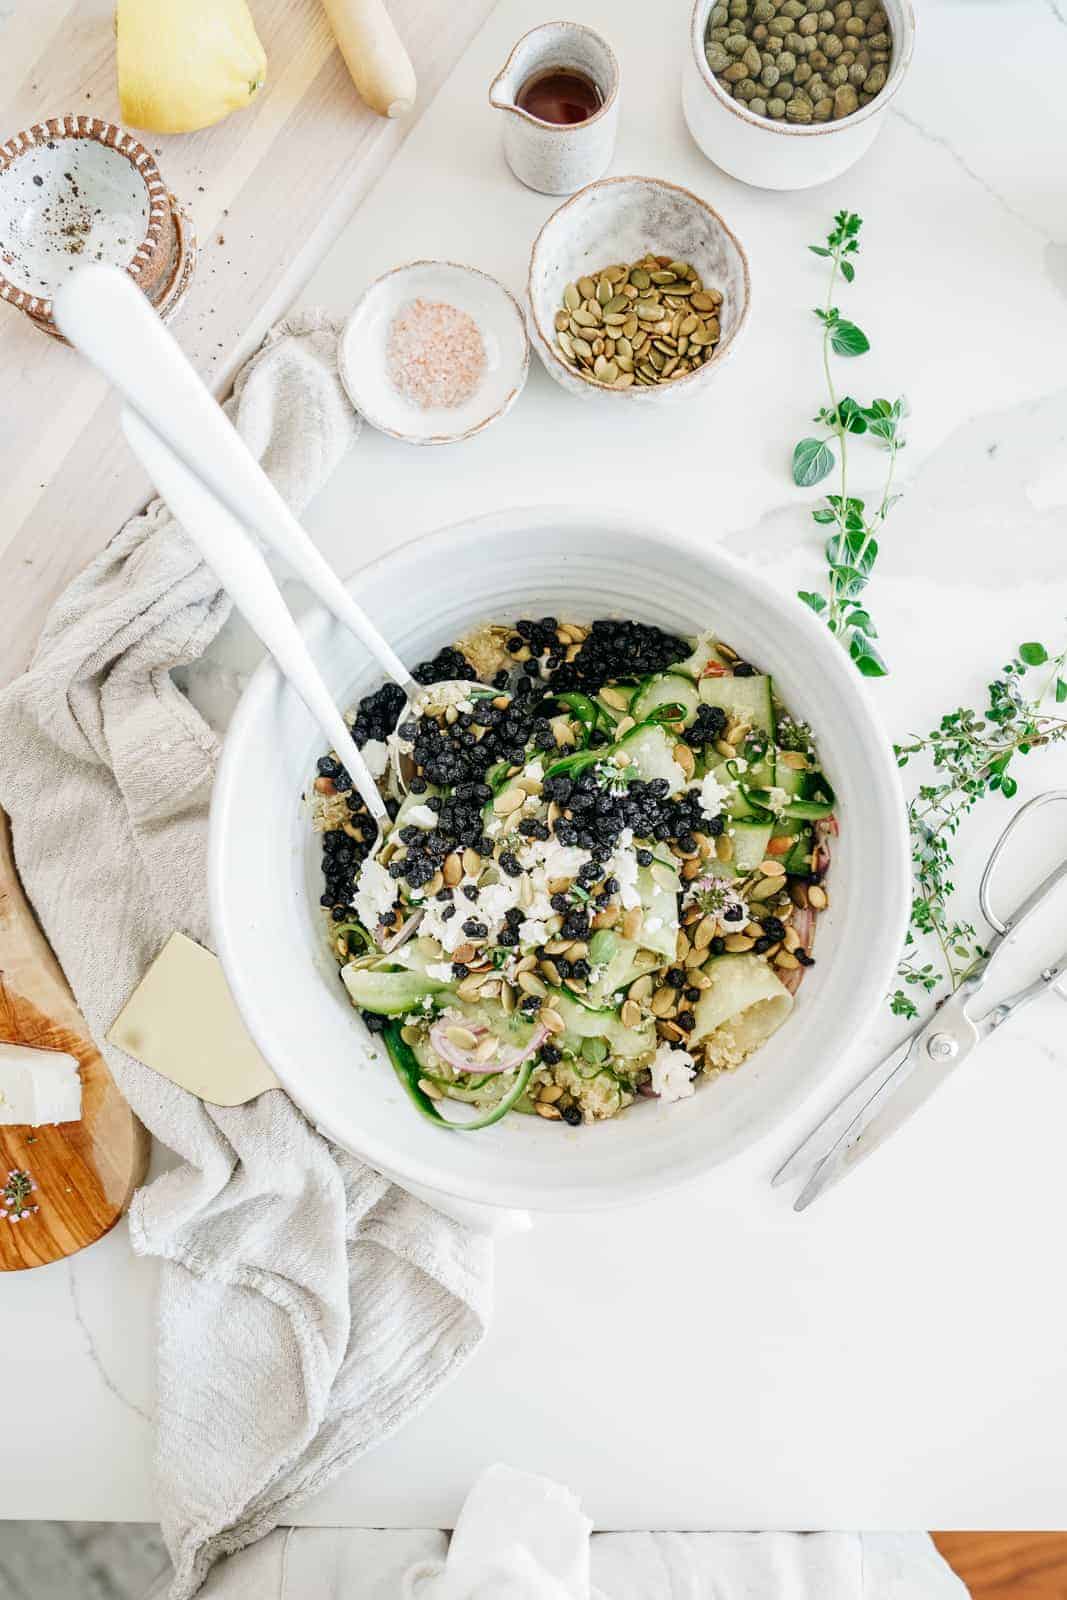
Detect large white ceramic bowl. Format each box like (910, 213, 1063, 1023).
(210, 507, 909, 1211)
(682, 0, 916, 191)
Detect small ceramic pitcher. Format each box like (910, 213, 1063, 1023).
(489, 22, 619, 196)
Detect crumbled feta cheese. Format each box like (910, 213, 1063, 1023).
(426, 962, 455, 983)
(479, 879, 523, 929)
(520, 837, 593, 880)
(404, 804, 438, 829)
(518, 918, 550, 947)
(361, 739, 389, 779)
(607, 829, 642, 910)
(650, 1041, 697, 1103)
(763, 786, 790, 814)
(645, 916, 663, 933)
(525, 759, 544, 781)
(352, 856, 398, 932)
(412, 682, 477, 716)
(691, 773, 729, 823)
(420, 882, 481, 953)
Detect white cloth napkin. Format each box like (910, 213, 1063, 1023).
(402, 1465, 592, 1599)
(0, 312, 490, 1600)
(177, 1466, 971, 1599)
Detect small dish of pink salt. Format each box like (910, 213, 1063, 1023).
(338, 260, 529, 445)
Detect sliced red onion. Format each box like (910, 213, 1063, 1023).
(381, 908, 423, 953)
(429, 1018, 547, 1076)
(780, 904, 815, 994)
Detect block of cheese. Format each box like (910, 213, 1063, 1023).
(107, 931, 280, 1106)
(0, 1041, 82, 1125)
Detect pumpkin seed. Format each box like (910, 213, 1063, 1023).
(493, 787, 525, 815)
(651, 986, 676, 1017)
(517, 971, 547, 999)
(535, 1101, 562, 1119)
(563, 283, 581, 311)
(541, 1007, 566, 1035)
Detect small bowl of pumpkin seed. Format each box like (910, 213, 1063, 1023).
(527, 175, 750, 403)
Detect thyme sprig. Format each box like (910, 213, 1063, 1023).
(890, 641, 1067, 1018)
(793, 211, 906, 679)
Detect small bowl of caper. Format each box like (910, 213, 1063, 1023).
(682, 0, 915, 191)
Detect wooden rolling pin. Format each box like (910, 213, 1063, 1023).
(321, 0, 417, 118)
(0, 810, 147, 1270)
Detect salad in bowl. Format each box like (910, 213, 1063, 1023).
(313, 616, 835, 1132)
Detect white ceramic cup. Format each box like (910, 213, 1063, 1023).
(682, 0, 915, 191)
(489, 22, 620, 196)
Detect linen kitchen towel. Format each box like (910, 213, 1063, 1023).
(164, 1465, 971, 1598)
(0, 312, 491, 1600)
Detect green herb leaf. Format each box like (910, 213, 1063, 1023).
(836, 396, 868, 434)
(1057, 678, 1067, 703)
(830, 319, 870, 357)
(792, 437, 835, 487)
(797, 590, 828, 615)
(840, 259, 855, 283)
(848, 633, 888, 676)
(1019, 641, 1049, 665)
(809, 245, 831, 257)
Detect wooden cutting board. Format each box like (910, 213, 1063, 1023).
(0, 812, 148, 1270)
(0, 0, 498, 691)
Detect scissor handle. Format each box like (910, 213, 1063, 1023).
(979, 789, 1067, 935)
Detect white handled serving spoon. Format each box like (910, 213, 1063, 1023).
(52, 264, 492, 824)
(119, 407, 386, 825)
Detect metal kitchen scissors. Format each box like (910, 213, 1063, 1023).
(774, 790, 1067, 1211)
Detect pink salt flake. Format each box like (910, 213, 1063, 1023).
(386, 297, 487, 411)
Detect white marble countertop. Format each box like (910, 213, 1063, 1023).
(7, 0, 1067, 1529)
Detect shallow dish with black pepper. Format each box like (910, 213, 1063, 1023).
(209, 506, 909, 1211)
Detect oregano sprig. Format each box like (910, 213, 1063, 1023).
(890, 639, 1067, 1018)
(793, 210, 906, 679)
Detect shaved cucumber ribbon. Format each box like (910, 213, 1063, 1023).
(383, 1023, 535, 1131)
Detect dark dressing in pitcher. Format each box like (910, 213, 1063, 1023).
(516, 67, 603, 125)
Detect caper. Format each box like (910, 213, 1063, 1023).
(704, 0, 888, 118)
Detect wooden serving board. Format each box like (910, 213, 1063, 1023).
(0, 812, 148, 1270)
(0, 0, 498, 690)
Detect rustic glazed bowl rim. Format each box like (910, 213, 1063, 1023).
(489, 19, 620, 132)
(689, 0, 916, 139)
(0, 115, 171, 319)
(527, 174, 752, 401)
(338, 258, 531, 446)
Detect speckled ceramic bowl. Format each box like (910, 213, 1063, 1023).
(338, 260, 530, 445)
(528, 175, 750, 404)
(0, 116, 175, 331)
(682, 0, 916, 191)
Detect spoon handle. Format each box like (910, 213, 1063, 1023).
(122, 408, 386, 823)
(53, 264, 418, 698)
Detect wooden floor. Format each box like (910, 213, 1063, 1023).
(934, 1535, 1067, 1597)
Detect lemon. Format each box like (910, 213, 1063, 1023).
(117, 0, 267, 134)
